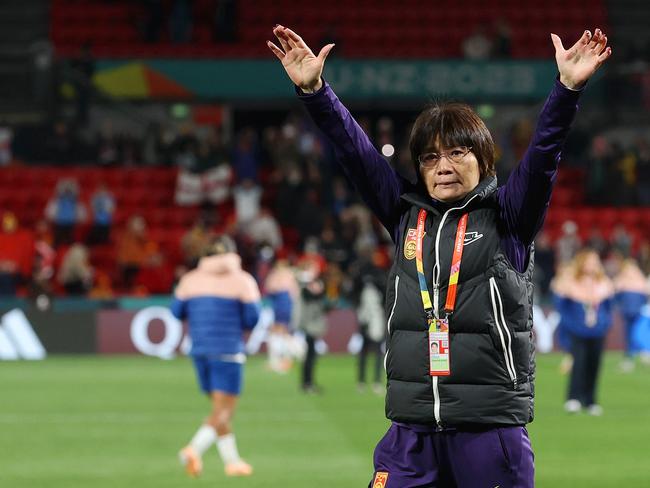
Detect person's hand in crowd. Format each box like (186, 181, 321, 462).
(551, 28, 612, 90)
(267, 25, 335, 93)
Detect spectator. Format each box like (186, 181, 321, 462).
(0, 126, 13, 166)
(134, 252, 174, 295)
(354, 255, 386, 394)
(87, 183, 116, 245)
(233, 178, 262, 225)
(45, 178, 87, 246)
(245, 208, 283, 250)
(555, 220, 581, 265)
(0, 212, 34, 295)
(57, 243, 94, 295)
(116, 215, 159, 290)
(461, 26, 492, 60)
(232, 128, 259, 182)
(181, 218, 214, 269)
(585, 225, 608, 257)
(296, 259, 327, 394)
(30, 220, 56, 297)
(89, 270, 115, 299)
(611, 223, 633, 257)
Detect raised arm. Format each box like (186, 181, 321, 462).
(268, 25, 404, 239)
(498, 29, 612, 246)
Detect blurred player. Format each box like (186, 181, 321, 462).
(264, 253, 300, 373)
(171, 235, 261, 477)
(613, 258, 649, 371)
(552, 248, 614, 415)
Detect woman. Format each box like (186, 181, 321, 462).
(269, 24, 611, 487)
(171, 236, 261, 478)
(552, 248, 614, 415)
(264, 255, 300, 373)
(57, 243, 93, 295)
(614, 258, 649, 371)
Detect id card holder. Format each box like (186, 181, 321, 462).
(429, 318, 450, 376)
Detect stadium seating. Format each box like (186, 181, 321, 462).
(50, 0, 608, 59)
(3, 159, 647, 286)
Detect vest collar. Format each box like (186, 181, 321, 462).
(400, 176, 497, 215)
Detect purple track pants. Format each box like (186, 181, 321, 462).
(369, 422, 534, 488)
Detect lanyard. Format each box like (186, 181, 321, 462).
(415, 209, 468, 321)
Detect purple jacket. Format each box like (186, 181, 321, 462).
(298, 78, 582, 272)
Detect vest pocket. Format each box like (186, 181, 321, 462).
(489, 277, 518, 389)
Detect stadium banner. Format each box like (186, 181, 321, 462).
(0, 299, 627, 358)
(94, 60, 562, 101)
(0, 305, 96, 356)
(96, 307, 190, 358)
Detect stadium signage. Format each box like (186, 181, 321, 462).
(129, 306, 190, 359)
(95, 60, 563, 101)
(0, 309, 46, 360)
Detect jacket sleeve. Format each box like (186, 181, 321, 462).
(497, 78, 583, 247)
(298, 80, 405, 241)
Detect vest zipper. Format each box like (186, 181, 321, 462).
(489, 277, 518, 389)
(384, 275, 400, 372)
(431, 195, 480, 426)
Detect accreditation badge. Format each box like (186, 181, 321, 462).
(429, 318, 450, 376)
(372, 472, 389, 488)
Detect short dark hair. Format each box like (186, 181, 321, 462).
(409, 102, 496, 180)
(204, 235, 237, 256)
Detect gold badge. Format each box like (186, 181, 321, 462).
(372, 472, 389, 488)
(404, 228, 419, 260)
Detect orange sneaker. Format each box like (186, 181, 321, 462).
(178, 446, 203, 478)
(224, 460, 253, 477)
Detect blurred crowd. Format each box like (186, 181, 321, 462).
(4, 104, 650, 306)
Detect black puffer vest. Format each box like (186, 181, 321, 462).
(384, 177, 535, 427)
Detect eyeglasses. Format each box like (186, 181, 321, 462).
(418, 146, 473, 169)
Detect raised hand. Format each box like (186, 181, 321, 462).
(267, 25, 334, 93)
(551, 28, 612, 90)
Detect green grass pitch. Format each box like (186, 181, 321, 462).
(1, 353, 649, 487)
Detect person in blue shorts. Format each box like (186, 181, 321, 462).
(268, 23, 611, 488)
(264, 255, 300, 372)
(171, 235, 261, 478)
(614, 258, 649, 371)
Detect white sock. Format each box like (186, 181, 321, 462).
(268, 333, 283, 369)
(188, 424, 217, 457)
(216, 433, 242, 465)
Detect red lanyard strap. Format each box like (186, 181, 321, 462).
(443, 213, 468, 314)
(415, 210, 468, 317)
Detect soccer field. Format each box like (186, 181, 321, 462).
(1, 353, 649, 487)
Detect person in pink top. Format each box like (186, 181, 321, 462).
(172, 235, 261, 478)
